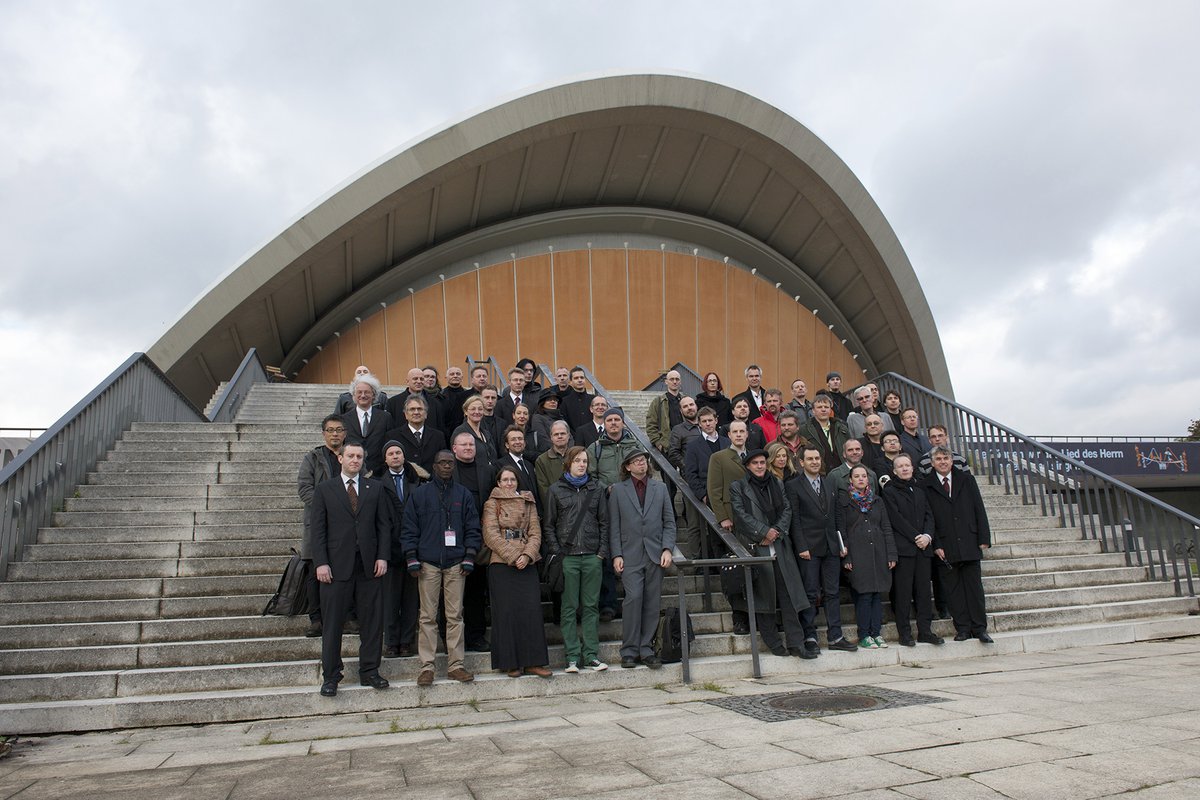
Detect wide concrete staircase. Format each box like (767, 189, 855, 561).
(2, 384, 1198, 734)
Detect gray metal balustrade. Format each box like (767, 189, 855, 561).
(873, 372, 1200, 596)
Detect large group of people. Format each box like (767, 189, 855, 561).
(297, 360, 992, 694)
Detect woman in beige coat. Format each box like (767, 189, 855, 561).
(483, 465, 551, 677)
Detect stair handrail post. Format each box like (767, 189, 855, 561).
(207, 348, 269, 423)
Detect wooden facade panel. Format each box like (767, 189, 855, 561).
(384, 298, 416, 380)
(443, 273, 482, 367)
(726, 267, 758, 381)
(775, 293, 800, 388)
(753, 279, 779, 388)
(663, 252, 698, 374)
(515, 254, 554, 367)
(695, 257, 728, 381)
(291, 248, 862, 393)
(627, 249, 664, 390)
(479, 262, 517, 370)
(589, 249, 629, 389)
(551, 251, 592, 373)
(413, 283, 448, 372)
(358, 310, 388, 382)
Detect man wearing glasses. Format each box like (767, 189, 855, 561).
(297, 414, 347, 637)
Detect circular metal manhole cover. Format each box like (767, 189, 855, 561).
(766, 692, 882, 714)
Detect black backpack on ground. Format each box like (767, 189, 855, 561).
(263, 548, 313, 616)
(654, 605, 696, 664)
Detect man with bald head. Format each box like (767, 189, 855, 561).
(646, 369, 685, 456)
(847, 385, 895, 440)
(387, 368, 445, 434)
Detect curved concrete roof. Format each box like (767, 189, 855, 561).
(149, 73, 952, 404)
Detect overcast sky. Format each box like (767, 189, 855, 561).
(2, 1, 1197, 437)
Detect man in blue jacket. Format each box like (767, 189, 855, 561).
(402, 450, 482, 686)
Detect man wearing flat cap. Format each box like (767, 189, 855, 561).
(609, 450, 676, 669)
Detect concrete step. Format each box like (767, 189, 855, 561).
(0, 575, 276, 602)
(0, 595, 270, 625)
(980, 552, 1130, 574)
(131, 423, 237, 433)
(988, 596, 1200, 631)
(985, 581, 1176, 612)
(981, 566, 1150, 593)
(75, 484, 209, 499)
(62, 495, 302, 512)
(6, 555, 291, 582)
(984, 539, 1103, 558)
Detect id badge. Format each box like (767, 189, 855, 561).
(444, 529, 457, 547)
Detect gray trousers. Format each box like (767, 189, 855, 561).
(620, 560, 664, 659)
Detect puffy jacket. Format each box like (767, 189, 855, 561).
(542, 476, 609, 560)
(588, 430, 642, 489)
(401, 478, 481, 568)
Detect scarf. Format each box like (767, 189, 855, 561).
(748, 472, 784, 520)
(849, 486, 875, 513)
(564, 471, 590, 488)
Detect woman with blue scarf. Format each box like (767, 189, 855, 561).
(836, 464, 897, 649)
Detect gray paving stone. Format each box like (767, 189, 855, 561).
(878, 738, 1078, 777)
(775, 726, 954, 760)
(906, 711, 1075, 743)
(548, 776, 758, 800)
(971, 760, 1138, 799)
(894, 776, 1021, 799)
(630, 742, 814, 782)
(468, 762, 657, 800)
(1096, 778, 1200, 799)
(159, 741, 310, 767)
(1016, 720, 1198, 754)
(724, 755, 933, 799)
(1058, 745, 1200, 785)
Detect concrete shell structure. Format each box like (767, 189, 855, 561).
(148, 73, 950, 402)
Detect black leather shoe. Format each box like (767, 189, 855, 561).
(937, 608, 952, 620)
(976, 632, 994, 644)
(643, 655, 663, 670)
(804, 640, 821, 658)
(899, 637, 916, 647)
(360, 674, 390, 689)
(829, 637, 858, 652)
(319, 681, 338, 697)
(383, 645, 401, 659)
(305, 621, 322, 638)
(621, 656, 637, 669)
(465, 639, 490, 652)
(732, 623, 751, 635)
(953, 632, 972, 641)
(917, 633, 945, 646)
(790, 646, 818, 660)
(769, 645, 788, 657)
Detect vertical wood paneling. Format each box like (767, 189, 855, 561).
(443, 273, 482, 367)
(384, 298, 416, 379)
(479, 262, 517, 370)
(589, 249, 629, 389)
(753, 279, 779, 388)
(413, 283, 447, 371)
(551, 251, 592, 372)
(289, 248, 864, 392)
(358, 311, 388, 381)
(515, 254, 553, 366)
(663, 252, 698, 372)
(775, 293, 800, 387)
(726, 267, 758, 383)
(627, 249, 664, 389)
(695, 257, 728, 383)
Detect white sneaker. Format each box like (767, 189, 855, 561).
(564, 661, 580, 673)
(585, 659, 608, 672)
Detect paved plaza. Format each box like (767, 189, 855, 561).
(4, 638, 1200, 799)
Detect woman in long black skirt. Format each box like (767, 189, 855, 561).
(482, 465, 551, 677)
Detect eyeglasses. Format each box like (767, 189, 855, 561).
(324, 427, 346, 433)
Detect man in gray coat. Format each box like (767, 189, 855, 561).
(609, 451, 676, 669)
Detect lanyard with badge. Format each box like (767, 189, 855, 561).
(438, 482, 457, 547)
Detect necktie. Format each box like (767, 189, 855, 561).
(942, 476, 950, 497)
(393, 474, 404, 503)
(362, 412, 369, 435)
(415, 428, 422, 442)
(516, 458, 527, 475)
(347, 479, 358, 514)
(811, 478, 821, 493)
(515, 395, 522, 407)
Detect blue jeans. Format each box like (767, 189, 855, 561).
(854, 592, 883, 640)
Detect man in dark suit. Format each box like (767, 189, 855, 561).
(494, 367, 529, 427)
(573, 394, 609, 447)
(311, 442, 392, 697)
(559, 366, 596, 432)
(925, 445, 993, 643)
(297, 414, 345, 637)
(334, 365, 388, 415)
(786, 445, 856, 655)
(382, 393, 445, 474)
(499, 426, 539, 505)
(731, 364, 766, 419)
(341, 375, 394, 478)
(386, 368, 445, 438)
(379, 440, 422, 659)
(609, 451, 675, 669)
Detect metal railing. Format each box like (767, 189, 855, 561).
(464, 356, 506, 392)
(641, 362, 706, 398)
(873, 372, 1200, 596)
(0, 354, 205, 575)
(570, 365, 767, 680)
(1031, 435, 1184, 444)
(207, 348, 269, 423)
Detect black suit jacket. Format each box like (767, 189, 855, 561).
(311, 475, 391, 579)
(924, 468, 991, 562)
(574, 421, 605, 447)
(382, 424, 446, 473)
(341, 407, 395, 478)
(731, 388, 765, 419)
(785, 474, 839, 558)
(498, 452, 540, 506)
(379, 465, 422, 564)
(494, 391, 531, 427)
(385, 390, 445, 436)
